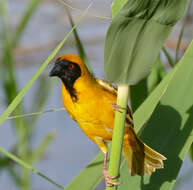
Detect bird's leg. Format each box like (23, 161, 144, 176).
(103, 152, 121, 187)
(93, 138, 120, 187)
(109, 101, 127, 113)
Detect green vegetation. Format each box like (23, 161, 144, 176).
(0, 0, 90, 189)
(0, 0, 52, 189)
(0, 0, 193, 190)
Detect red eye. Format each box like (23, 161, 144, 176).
(68, 64, 74, 70)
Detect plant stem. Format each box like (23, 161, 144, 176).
(106, 84, 129, 190)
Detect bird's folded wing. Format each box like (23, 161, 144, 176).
(96, 78, 133, 128)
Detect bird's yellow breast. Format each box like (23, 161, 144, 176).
(61, 77, 117, 140)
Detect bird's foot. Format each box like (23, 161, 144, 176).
(109, 101, 127, 113)
(103, 167, 121, 187)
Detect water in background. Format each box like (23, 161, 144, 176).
(0, 0, 193, 190)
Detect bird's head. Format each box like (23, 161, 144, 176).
(49, 54, 92, 81)
(49, 54, 91, 100)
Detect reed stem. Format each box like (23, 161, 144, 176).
(106, 84, 129, 190)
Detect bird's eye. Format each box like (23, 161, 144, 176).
(68, 64, 74, 70)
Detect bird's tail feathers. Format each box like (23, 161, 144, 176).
(122, 128, 166, 176)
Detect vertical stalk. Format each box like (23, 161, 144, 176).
(106, 84, 129, 190)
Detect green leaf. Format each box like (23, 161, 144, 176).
(189, 143, 193, 161)
(175, 1, 192, 63)
(147, 56, 166, 94)
(104, 0, 189, 84)
(130, 78, 148, 112)
(111, 0, 127, 17)
(162, 47, 175, 67)
(134, 64, 177, 133)
(0, 147, 65, 189)
(131, 57, 167, 113)
(119, 40, 193, 190)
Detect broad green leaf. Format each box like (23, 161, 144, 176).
(131, 56, 167, 113)
(119, 40, 193, 190)
(104, 0, 189, 84)
(134, 63, 177, 133)
(111, 0, 127, 17)
(130, 78, 148, 112)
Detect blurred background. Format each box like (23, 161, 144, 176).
(0, 0, 193, 190)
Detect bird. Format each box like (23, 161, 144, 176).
(49, 54, 166, 187)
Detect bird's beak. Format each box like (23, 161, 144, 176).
(49, 64, 61, 77)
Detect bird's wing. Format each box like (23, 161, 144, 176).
(96, 78, 133, 127)
(96, 78, 117, 95)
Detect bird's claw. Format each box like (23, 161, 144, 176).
(103, 167, 121, 187)
(108, 173, 120, 179)
(106, 181, 121, 187)
(109, 101, 127, 113)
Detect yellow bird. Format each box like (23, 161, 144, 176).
(49, 54, 166, 186)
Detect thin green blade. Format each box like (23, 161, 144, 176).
(0, 147, 65, 189)
(66, 10, 93, 74)
(147, 57, 167, 94)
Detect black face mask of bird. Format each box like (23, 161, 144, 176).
(49, 57, 81, 100)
